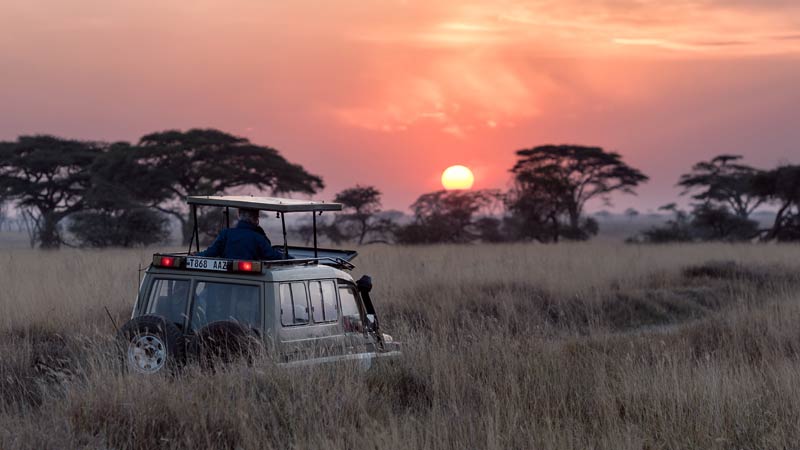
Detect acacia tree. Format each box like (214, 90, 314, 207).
(333, 185, 383, 244)
(133, 128, 324, 243)
(0, 135, 102, 248)
(752, 165, 800, 241)
(509, 145, 648, 241)
(678, 155, 764, 218)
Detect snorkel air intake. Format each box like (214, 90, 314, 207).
(356, 275, 380, 334)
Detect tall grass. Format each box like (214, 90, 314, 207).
(1, 243, 800, 449)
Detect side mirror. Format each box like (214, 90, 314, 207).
(357, 275, 372, 293)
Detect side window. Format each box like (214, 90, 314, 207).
(292, 283, 309, 324)
(280, 284, 293, 326)
(147, 279, 190, 328)
(191, 282, 260, 331)
(309, 281, 323, 322)
(280, 282, 309, 326)
(309, 280, 339, 323)
(322, 280, 339, 322)
(338, 285, 363, 333)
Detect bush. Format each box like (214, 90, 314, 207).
(691, 204, 758, 241)
(69, 208, 170, 247)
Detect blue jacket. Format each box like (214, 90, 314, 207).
(197, 220, 285, 260)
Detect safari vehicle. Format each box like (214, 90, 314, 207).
(117, 196, 400, 374)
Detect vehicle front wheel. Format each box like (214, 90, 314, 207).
(117, 315, 185, 374)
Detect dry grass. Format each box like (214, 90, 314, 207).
(1, 243, 800, 449)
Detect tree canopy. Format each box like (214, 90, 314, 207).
(134, 128, 324, 243)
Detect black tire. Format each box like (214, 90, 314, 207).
(191, 321, 262, 370)
(116, 315, 186, 374)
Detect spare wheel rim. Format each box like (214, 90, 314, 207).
(127, 334, 167, 374)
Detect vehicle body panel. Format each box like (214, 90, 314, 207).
(133, 257, 398, 367)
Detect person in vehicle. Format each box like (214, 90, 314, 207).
(197, 208, 286, 260)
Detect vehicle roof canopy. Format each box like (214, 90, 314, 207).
(187, 195, 342, 213)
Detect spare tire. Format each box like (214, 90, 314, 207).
(117, 315, 186, 374)
(192, 321, 262, 369)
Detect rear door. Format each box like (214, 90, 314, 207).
(142, 277, 192, 331)
(187, 280, 264, 335)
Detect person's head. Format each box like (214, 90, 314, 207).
(238, 208, 260, 225)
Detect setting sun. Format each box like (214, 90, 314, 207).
(441, 165, 475, 190)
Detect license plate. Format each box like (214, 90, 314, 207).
(186, 257, 230, 272)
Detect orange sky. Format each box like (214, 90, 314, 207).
(2, 0, 799, 212)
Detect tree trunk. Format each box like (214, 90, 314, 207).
(20, 210, 41, 248)
(150, 205, 191, 245)
(764, 201, 791, 241)
(358, 218, 368, 245)
(550, 214, 560, 243)
(38, 212, 61, 249)
(568, 205, 580, 230)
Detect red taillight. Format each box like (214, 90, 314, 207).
(153, 255, 181, 268)
(233, 260, 260, 273)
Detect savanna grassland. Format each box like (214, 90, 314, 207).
(2, 243, 800, 449)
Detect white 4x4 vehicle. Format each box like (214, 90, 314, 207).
(117, 196, 400, 374)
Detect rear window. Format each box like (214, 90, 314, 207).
(190, 282, 261, 331)
(147, 279, 190, 328)
(280, 282, 310, 326)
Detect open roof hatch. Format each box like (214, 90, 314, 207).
(185, 195, 346, 263)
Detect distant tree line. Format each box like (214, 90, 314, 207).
(631, 155, 800, 243)
(2, 132, 798, 248)
(321, 145, 651, 245)
(327, 149, 799, 245)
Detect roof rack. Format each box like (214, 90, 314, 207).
(264, 257, 355, 271)
(187, 196, 342, 213)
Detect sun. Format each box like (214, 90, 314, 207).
(441, 165, 475, 190)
